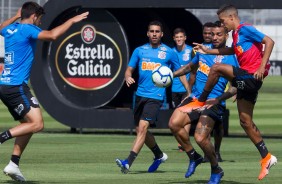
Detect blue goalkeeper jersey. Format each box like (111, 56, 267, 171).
(128, 43, 181, 100)
(191, 50, 239, 106)
(0, 23, 41, 85)
(171, 44, 193, 93)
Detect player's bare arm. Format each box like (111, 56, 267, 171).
(193, 42, 234, 55)
(124, 66, 135, 87)
(179, 75, 191, 96)
(173, 62, 195, 77)
(254, 35, 275, 81)
(0, 8, 21, 31)
(38, 12, 89, 41)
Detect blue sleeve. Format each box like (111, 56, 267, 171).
(128, 48, 139, 68)
(242, 25, 265, 43)
(170, 51, 181, 70)
(29, 25, 42, 39)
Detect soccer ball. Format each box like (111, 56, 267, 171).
(152, 66, 173, 87)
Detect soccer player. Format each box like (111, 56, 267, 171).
(196, 22, 225, 162)
(170, 21, 238, 183)
(0, 2, 88, 182)
(191, 4, 278, 180)
(115, 21, 189, 174)
(171, 28, 193, 151)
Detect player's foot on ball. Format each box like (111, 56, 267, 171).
(3, 161, 26, 182)
(258, 153, 277, 180)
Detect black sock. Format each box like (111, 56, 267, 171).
(127, 151, 138, 167)
(0, 130, 12, 144)
(211, 165, 222, 173)
(255, 140, 269, 158)
(150, 144, 163, 159)
(11, 155, 20, 166)
(186, 148, 202, 160)
(198, 90, 211, 102)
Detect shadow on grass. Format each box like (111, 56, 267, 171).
(166, 179, 254, 184)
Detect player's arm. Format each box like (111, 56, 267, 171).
(124, 66, 135, 87)
(173, 62, 196, 78)
(0, 8, 21, 31)
(254, 35, 274, 81)
(179, 75, 190, 96)
(193, 42, 234, 55)
(205, 84, 237, 109)
(38, 12, 89, 41)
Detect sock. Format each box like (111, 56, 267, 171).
(0, 130, 12, 144)
(211, 164, 222, 173)
(186, 148, 201, 160)
(150, 144, 163, 159)
(198, 90, 211, 102)
(255, 140, 269, 158)
(11, 155, 20, 166)
(127, 151, 138, 167)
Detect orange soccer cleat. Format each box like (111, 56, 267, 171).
(258, 153, 277, 180)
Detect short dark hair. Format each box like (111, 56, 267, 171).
(148, 21, 163, 32)
(21, 1, 45, 20)
(203, 22, 214, 29)
(213, 20, 228, 33)
(217, 4, 238, 16)
(173, 28, 186, 36)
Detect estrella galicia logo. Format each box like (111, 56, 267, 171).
(55, 25, 122, 90)
(81, 25, 96, 44)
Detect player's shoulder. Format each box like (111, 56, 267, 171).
(160, 43, 173, 52)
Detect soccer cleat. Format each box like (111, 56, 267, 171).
(3, 161, 26, 182)
(148, 153, 168, 173)
(185, 156, 203, 178)
(207, 170, 224, 184)
(178, 98, 205, 113)
(258, 153, 277, 180)
(115, 159, 130, 174)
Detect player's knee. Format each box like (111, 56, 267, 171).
(168, 117, 180, 132)
(33, 120, 44, 133)
(239, 119, 251, 129)
(210, 63, 222, 75)
(194, 133, 206, 146)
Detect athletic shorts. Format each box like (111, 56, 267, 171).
(133, 95, 163, 128)
(171, 92, 187, 109)
(231, 66, 262, 104)
(178, 97, 225, 125)
(0, 83, 40, 120)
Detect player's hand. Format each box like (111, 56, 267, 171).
(15, 8, 21, 19)
(193, 42, 208, 54)
(204, 98, 219, 109)
(125, 76, 135, 87)
(71, 12, 89, 23)
(254, 66, 265, 81)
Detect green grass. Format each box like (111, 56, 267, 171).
(0, 134, 280, 183)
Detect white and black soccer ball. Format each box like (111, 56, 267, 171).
(152, 66, 173, 88)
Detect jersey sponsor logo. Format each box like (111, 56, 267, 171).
(141, 62, 161, 70)
(55, 24, 122, 90)
(198, 61, 210, 75)
(14, 104, 24, 116)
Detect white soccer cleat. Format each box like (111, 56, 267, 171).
(3, 161, 26, 182)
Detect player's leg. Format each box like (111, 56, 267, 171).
(169, 103, 203, 178)
(237, 98, 277, 180)
(213, 121, 224, 162)
(194, 107, 224, 183)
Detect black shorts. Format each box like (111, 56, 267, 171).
(231, 66, 262, 104)
(0, 83, 40, 120)
(171, 92, 187, 109)
(179, 97, 225, 125)
(133, 96, 163, 128)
